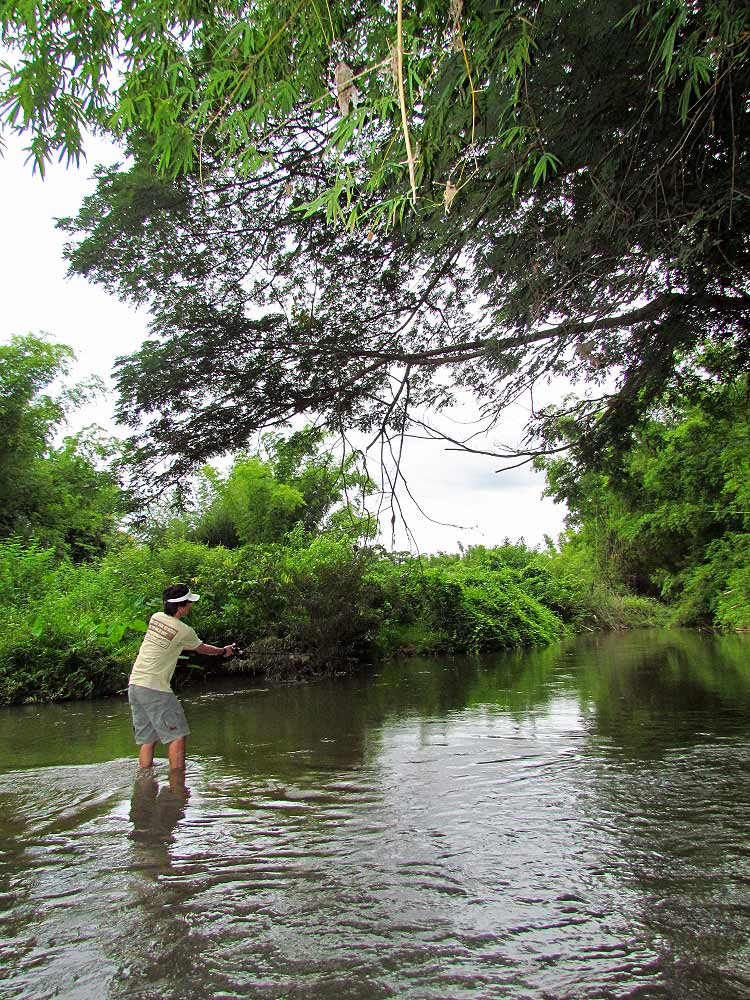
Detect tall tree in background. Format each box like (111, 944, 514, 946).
(189, 427, 376, 546)
(0, 334, 124, 559)
(543, 372, 750, 624)
(3, 1, 749, 488)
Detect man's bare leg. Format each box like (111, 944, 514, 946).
(139, 742, 156, 768)
(167, 736, 186, 771)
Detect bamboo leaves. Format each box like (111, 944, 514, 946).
(1, 0, 555, 214)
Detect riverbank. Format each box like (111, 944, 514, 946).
(0, 535, 668, 704)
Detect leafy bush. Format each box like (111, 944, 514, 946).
(0, 538, 59, 606)
(424, 562, 566, 652)
(463, 544, 588, 624)
(0, 540, 162, 703)
(0, 533, 668, 705)
(681, 534, 750, 630)
(368, 546, 570, 656)
(275, 536, 381, 661)
(581, 584, 670, 631)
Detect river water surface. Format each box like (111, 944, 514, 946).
(2, 629, 750, 1000)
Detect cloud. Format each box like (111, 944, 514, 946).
(1, 133, 148, 421)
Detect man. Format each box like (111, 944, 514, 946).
(128, 583, 235, 771)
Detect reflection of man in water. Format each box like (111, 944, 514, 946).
(126, 769, 205, 995)
(129, 769, 190, 844)
(128, 584, 236, 772)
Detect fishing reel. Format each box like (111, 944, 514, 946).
(228, 642, 246, 658)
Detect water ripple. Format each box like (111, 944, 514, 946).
(1, 642, 750, 997)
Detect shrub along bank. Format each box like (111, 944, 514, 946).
(0, 535, 667, 705)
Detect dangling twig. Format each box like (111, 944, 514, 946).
(396, 0, 418, 205)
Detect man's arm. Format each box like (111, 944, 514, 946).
(195, 642, 235, 658)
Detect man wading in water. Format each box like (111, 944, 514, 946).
(128, 584, 236, 771)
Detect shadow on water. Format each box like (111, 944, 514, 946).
(1, 629, 750, 998)
(557, 631, 750, 1000)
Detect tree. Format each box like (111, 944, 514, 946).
(189, 428, 376, 546)
(542, 374, 750, 621)
(4, 1, 750, 486)
(0, 334, 124, 558)
(0, 334, 74, 498)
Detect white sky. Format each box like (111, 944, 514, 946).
(0, 132, 568, 553)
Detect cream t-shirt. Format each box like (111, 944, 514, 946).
(128, 612, 202, 692)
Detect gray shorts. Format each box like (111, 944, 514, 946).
(128, 685, 190, 745)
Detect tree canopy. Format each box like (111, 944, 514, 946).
(3, 0, 749, 486)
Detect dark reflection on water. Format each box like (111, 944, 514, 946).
(129, 769, 190, 845)
(1, 629, 750, 999)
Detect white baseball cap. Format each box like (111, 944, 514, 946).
(165, 586, 200, 603)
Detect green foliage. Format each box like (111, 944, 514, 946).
(0, 540, 156, 704)
(24, 431, 125, 560)
(426, 561, 566, 652)
(543, 376, 750, 627)
(189, 429, 375, 547)
(3, 0, 747, 216)
(673, 534, 750, 630)
(0, 334, 73, 536)
(714, 547, 750, 631)
(0, 334, 72, 452)
(0, 333, 683, 708)
(207, 457, 305, 546)
(0, 537, 58, 605)
(0, 529, 647, 704)
(462, 544, 588, 625)
(0, 334, 125, 559)
(268, 535, 382, 664)
(371, 544, 574, 656)
(26, 0, 745, 492)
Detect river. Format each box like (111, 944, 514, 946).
(1, 629, 750, 999)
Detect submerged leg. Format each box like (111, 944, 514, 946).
(139, 742, 156, 768)
(167, 736, 186, 771)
